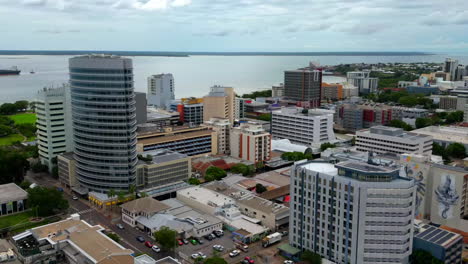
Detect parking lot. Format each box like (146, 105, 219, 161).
(177, 230, 238, 262)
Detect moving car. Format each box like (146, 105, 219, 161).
(116, 224, 124, 230)
(136, 236, 145, 243)
(229, 250, 240, 257)
(145, 241, 153, 248)
(152, 245, 160, 252)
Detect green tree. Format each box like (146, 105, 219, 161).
(0, 103, 18, 115)
(117, 191, 126, 203)
(301, 250, 322, 264)
(446, 143, 466, 159)
(0, 116, 13, 126)
(139, 192, 148, 198)
(16, 123, 37, 138)
(51, 166, 59, 179)
(398, 96, 419, 107)
(19, 180, 31, 190)
(0, 124, 13, 137)
(27, 187, 69, 216)
(188, 178, 201, 185)
(415, 117, 432, 129)
(281, 152, 312, 161)
(320, 143, 337, 152)
(411, 249, 443, 264)
(389, 119, 413, 131)
(204, 257, 228, 264)
(432, 143, 450, 162)
(256, 113, 271, 121)
(31, 162, 48, 173)
(241, 90, 272, 99)
(255, 183, 267, 194)
(106, 233, 121, 243)
(0, 148, 29, 184)
(153, 226, 177, 251)
(205, 166, 227, 181)
(230, 163, 254, 176)
(446, 111, 464, 124)
(14, 100, 29, 111)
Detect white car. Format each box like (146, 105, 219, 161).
(212, 245, 224, 251)
(72, 196, 78, 200)
(284, 261, 294, 264)
(229, 250, 240, 257)
(191, 253, 200, 259)
(151, 245, 160, 252)
(197, 252, 207, 259)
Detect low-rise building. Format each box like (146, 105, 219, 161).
(342, 82, 359, 98)
(321, 83, 343, 100)
(272, 84, 285, 98)
(356, 126, 433, 155)
(12, 214, 134, 264)
(439, 96, 458, 110)
(57, 152, 77, 189)
(146, 108, 180, 129)
(135, 150, 191, 197)
(170, 97, 204, 126)
(121, 197, 170, 227)
(412, 126, 468, 154)
(137, 126, 217, 157)
(405, 85, 439, 95)
(398, 81, 418, 88)
(413, 221, 463, 264)
(272, 107, 335, 146)
(230, 123, 271, 163)
(203, 118, 231, 155)
(0, 183, 27, 216)
(392, 107, 429, 127)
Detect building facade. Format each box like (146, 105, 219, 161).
(35, 86, 73, 170)
(203, 117, 231, 155)
(356, 126, 433, 155)
(235, 97, 248, 120)
(272, 84, 285, 97)
(170, 97, 204, 125)
(284, 69, 322, 107)
(230, 123, 271, 163)
(272, 107, 336, 146)
(321, 83, 343, 101)
(0, 183, 27, 216)
(147, 73, 174, 109)
(439, 96, 458, 110)
(57, 152, 77, 188)
(203, 85, 235, 124)
(69, 55, 138, 193)
(289, 160, 416, 264)
(346, 71, 378, 94)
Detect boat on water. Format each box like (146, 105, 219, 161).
(30, 70, 35, 74)
(0, 66, 21, 76)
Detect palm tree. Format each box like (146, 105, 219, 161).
(129, 184, 136, 200)
(107, 189, 116, 210)
(117, 191, 126, 204)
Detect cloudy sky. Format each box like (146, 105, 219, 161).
(1, 0, 468, 52)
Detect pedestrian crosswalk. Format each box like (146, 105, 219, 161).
(76, 208, 95, 214)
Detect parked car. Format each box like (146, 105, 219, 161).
(152, 245, 160, 252)
(72, 196, 78, 200)
(190, 239, 197, 245)
(144, 241, 153, 248)
(177, 239, 184, 246)
(241, 260, 249, 264)
(229, 250, 240, 257)
(213, 245, 224, 252)
(284, 261, 294, 264)
(281, 231, 288, 236)
(197, 252, 206, 259)
(182, 239, 189, 245)
(116, 224, 124, 230)
(244, 257, 255, 264)
(191, 253, 200, 259)
(195, 238, 204, 244)
(213, 230, 224, 237)
(136, 236, 145, 243)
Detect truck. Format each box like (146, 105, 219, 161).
(261, 232, 282, 247)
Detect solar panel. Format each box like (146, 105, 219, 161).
(428, 230, 448, 243)
(434, 233, 456, 246)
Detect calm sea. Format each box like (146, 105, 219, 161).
(0, 54, 467, 103)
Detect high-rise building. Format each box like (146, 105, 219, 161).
(69, 55, 137, 193)
(290, 160, 416, 264)
(346, 71, 378, 94)
(356, 126, 433, 156)
(203, 117, 231, 155)
(147, 73, 174, 109)
(456, 94, 468, 111)
(439, 95, 458, 110)
(230, 123, 271, 163)
(321, 83, 343, 100)
(284, 69, 322, 107)
(272, 107, 335, 146)
(234, 97, 248, 120)
(170, 97, 204, 125)
(35, 85, 73, 170)
(445, 58, 459, 81)
(203, 85, 235, 124)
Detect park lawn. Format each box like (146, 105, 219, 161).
(9, 113, 36, 124)
(0, 133, 24, 146)
(0, 210, 34, 229)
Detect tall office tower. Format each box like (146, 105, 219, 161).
(444, 58, 459, 81)
(69, 55, 137, 193)
(290, 160, 416, 264)
(346, 71, 379, 95)
(35, 85, 74, 170)
(203, 85, 235, 124)
(234, 97, 248, 120)
(454, 65, 465, 81)
(284, 69, 322, 107)
(147, 73, 174, 109)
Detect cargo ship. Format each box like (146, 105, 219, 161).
(0, 66, 21, 76)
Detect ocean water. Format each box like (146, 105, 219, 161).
(0, 54, 467, 103)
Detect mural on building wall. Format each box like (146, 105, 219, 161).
(401, 155, 427, 217)
(435, 175, 459, 219)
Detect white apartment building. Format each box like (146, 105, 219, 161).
(203, 117, 231, 155)
(346, 71, 378, 94)
(290, 160, 416, 264)
(147, 73, 174, 109)
(272, 84, 285, 97)
(342, 82, 359, 98)
(235, 97, 248, 120)
(35, 86, 73, 170)
(230, 123, 271, 163)
(271, 107, 336, 147)
(356, 126, 433, 155)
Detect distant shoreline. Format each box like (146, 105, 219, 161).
(0, 50, 434, 57)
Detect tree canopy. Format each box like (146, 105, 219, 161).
(301, 250, 322, 264)
(241, 90, 272, 99)
(256, 113, 271, 122)
(255, 183, 267, 194)
(446, 143, 466, 159)
(281, 152, 312, 161)
(0, 147, 30, 184)
(320, 143, 337, 152)
(389, 119, 413, 131)
(230, 163, 255, 176)
(27, 187, 69, 217)
(411, 249, 443, 264)
(205, 166, 227, 182)
(188, 177, 201, 185)
(153, 226, 177, 251)
(204, 257, 228, 264)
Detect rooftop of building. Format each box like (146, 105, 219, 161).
(337, 160, 399, 174)
(177, 186, 236, 207)
(358, 125, 432, 140)
(147, 108, 179, 120)
(19, 215, 133, 263)
(414, 222, 463, 248)
(137, 129, 214, 145)
(273, 107, 334, 117)
(412, 125, 468, 144)
(121, 197, 170, 214)
(0, 183, 28, 204)
(59, 151, 75, 160)
(138, 149, 188, 165)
